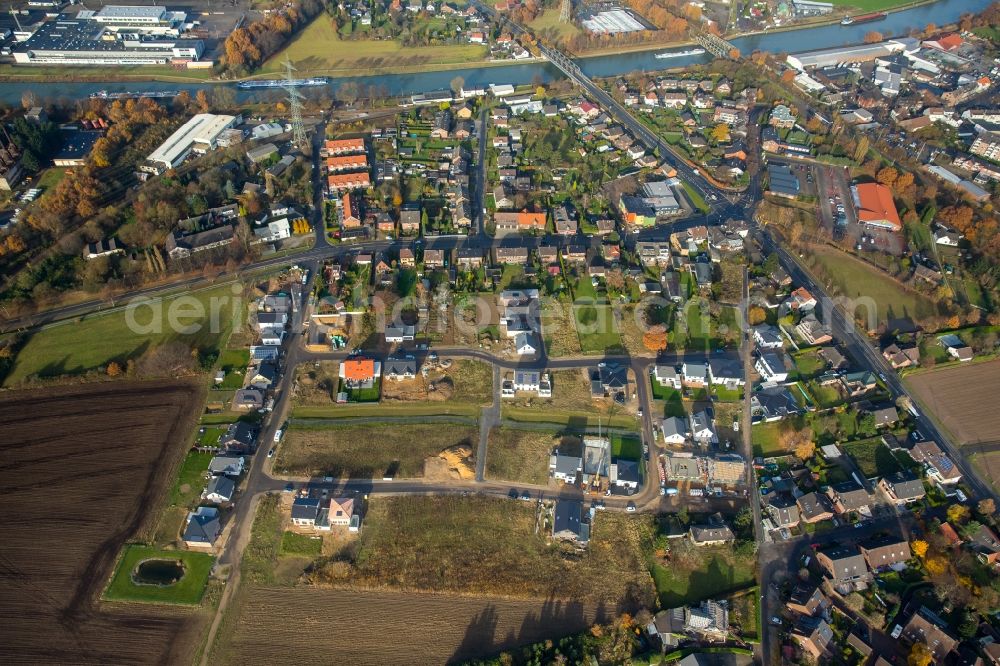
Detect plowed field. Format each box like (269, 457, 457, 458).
(0, 380, 208, 664)
(906, 359, 1000, 444)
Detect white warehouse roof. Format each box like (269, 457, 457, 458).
(147, 113, 236, 170)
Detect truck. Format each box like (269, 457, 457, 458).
(689, 488, 704, 497)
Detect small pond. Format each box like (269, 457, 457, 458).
(132, 559, 185, 586)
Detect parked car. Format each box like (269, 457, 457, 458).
(267, 448, 275, 458)
(625, 501, 637, 513)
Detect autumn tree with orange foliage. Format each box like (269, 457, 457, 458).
(643, 325, 668, 352)
(864, 31, 884, 43)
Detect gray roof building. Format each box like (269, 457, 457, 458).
(553, 499, 590, 543)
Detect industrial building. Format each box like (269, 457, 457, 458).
(786, 40, 909, 70)
(851, 183, 901, 231)
(12, 16, 202, 65)
(767, 163, 800, 198)
(143, 113, 238, 175)
(581, 9, 646, 34)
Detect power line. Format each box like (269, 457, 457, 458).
(283, 57, 307, 148)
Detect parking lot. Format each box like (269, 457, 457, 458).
(815, 165, 906, 256)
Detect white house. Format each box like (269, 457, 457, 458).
(934, 229, 963, 246)
(689, 410, 718, 445)
(755, 351, 792, 383)
(202, 475, 235, 503)
(682, 361, 708, 387)
(610, 459, 641, 490)
(661, 416, 689, 444)
(384, 324, 416, 343)
(515, 332, 537, 356)
(708, 358, 745, 390)
(752, 325, 784, 349)
(208, 455, 244, 477)
(654, 364, 682, 389)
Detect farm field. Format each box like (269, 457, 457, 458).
(0, 380, 209, 664)
(487, 427, 578, 484)
(906, 359, 1000, 444)
(274, 422, 479, 479)
(214, 587, 613, 665)
(3, 283, 242, 387)
(260, 15, 489, 77)
(802, 243, 942, 327)
(311, 495, 656, 604)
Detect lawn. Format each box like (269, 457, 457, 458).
(611, 434, 642, 461)
(218, 349, 251, 390)
(502, 406, 638, 430)
(713, 386, 743, 402)
(275, 422, 479, 478)
(4, 284, 242, 386)
(486, 427, 567, 484)
(681, 182, 709, 214)
(280, 531, 323, 557)
(293, 402, 481, 418)
(650, 541, 756, 607)
(196, 426, 227, 447)
(574, 303, 622, 353)
(527, 8, 582, 41)
(338, 379, 382, 403)
(35, 167, 69, 193)
(260, 15, 489, 76)
(751, 421, 786, 458)
(104, 545, 213, 605)
(167, 450, 213, 508)
(792, 349, 826, 378)
(803, 244, 942, 327)
(842, 437, 901, 478)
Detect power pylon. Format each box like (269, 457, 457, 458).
(283, 57, 307, 148)
(559, 0, 571, 23)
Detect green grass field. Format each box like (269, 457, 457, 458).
(167, 450, 213, 509)
(574, 303, 622, 353)
(260, 16, 488, 77)
(842, 438, 901, 478)
(682, 183, 710, 214)
(502, 406, 638, 430)
(611, 434, 642, 461)
(751, 421, 786, 458)
(805, 244, 942, 327)
(280, 531, 323, 557)
(5, 284, 242, 387)
(650, 543, 756, 607)
(292, 402, 481, 419)
(527, 9, 582, 41)
(104, 545, 213, 605)
(486, 428, 564, 484)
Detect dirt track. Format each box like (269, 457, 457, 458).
(219, 587, 617, 665)
(0, 380, 208, 664)
(906, 359, 1000, 444)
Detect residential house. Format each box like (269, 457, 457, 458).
(291, 497, 322, 527)
(552, 499, 590, 544)
(514, 332, 537, 356)
(202, 475, 236, 504)
(797, 492, 834, 524)
(708, 357, 744, 390)
(755, 350, 792, 383)
(327, 496, 355, 527)
(796, 313, 832, 345)
(248, 363, 276, 390)
(493, 247, 529, 264)
(878, 472, 926, 505)
(816, 545, 870, 585)
(423, 248, 446, 268)
(786, 585, 828, 617)
(550, 452, 583, 483)
(339, 357, 381, 389)
(792, 617, 834, 660)
(682, 361, 708, 387)
(840, 370, 878, 397)
(689, 410, 718, 445)
(826, 481, 871, 515)
(787, 286, 817, 312)
(859, 534, 911, 571)
(589, 363, 628, 399)
(689, 524, 735, 546)
(751, 385, 800, 422)
(870, 405, 898, 428)
(183, 506, 221, 548)
(384, 324, 416, 343)
(882, 343, 920, 369)
(399, 248, 415, 267)
(753, 325, 784, 350)
(900, 607, 959, 663)
(661, 416, 689, 445)
(493, 211, 546, 234)
(208, 454, 245, 477)
(220, 421, 257, 454)
(399, 207, 421, 234)
(770, 104, 797, 128)
(384, 355, 418, 381)
(653, 364, 682, 389)
(610, 459, 641, 490)
(492, 184, 513, 209)
(233, 388, 265, 412)
(768, 494, 801, 528)
(553, 205, 577, 235)
(967, 523, 1000, 566)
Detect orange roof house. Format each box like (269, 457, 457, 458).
(324, 138, 366, 155)
(341, 358, 376, 382)
(326, 154, 368, 171)
(327, 172, 370, 191)
(517, 211, 546, 229)
(853, 183, 901, 231)
(927, 33, 963, 51)
(341, 193, 360, 228)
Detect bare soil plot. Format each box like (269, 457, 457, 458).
(275, 422, 479, 478)
(905, 359, 1000, 444)
(487, 428, 582, 485)
(504, 368, 638, 419)
(216, 587, 614, 666)
(381, 359, 494, 406)
(541, 297, 583, 357)
(0, 380, 209, 664)
(292, 361, 339, 405)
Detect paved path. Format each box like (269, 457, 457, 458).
(475, 364, 501, 482)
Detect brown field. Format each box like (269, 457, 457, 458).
(216, 587, 614, 665)
(905, 359, 1000, 444)
(275, 422, 479, 478)
(487, 428, 580, 485)
(381, 359, 494, 406)
(0, 380, 209, 664)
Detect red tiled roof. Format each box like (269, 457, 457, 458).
(342, 359, 375, 381)
(854, 183, 901, 231)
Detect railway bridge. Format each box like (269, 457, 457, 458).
(694, 31, 738, 58)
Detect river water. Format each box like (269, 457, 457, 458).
(2, 0, 989, 104)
